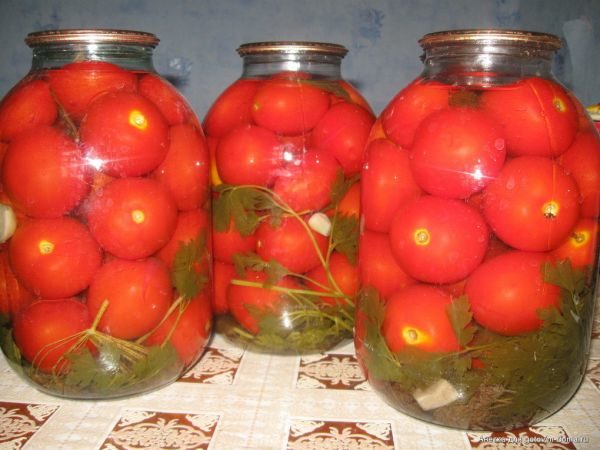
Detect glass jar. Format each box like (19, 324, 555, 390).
(204, 41, 374, 353)
(355, 29, 599, 430)
(0, 29, 212, 398)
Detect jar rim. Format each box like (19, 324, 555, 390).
(419, 29, 561, 51)
(237, 41, 348, 57)
(25, 29, 160, 47)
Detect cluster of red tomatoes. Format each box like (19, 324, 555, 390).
(359, 77, 600, 352)
(0, 61, 212, 374)
(204, 73, 375, 334)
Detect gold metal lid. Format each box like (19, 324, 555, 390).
(419, 29, 561, 51)
(237, 41, 348, 57)
(25, 29, 159, 47)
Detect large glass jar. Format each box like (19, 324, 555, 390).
(355, 29, 599, 430)
(204, 42, 374, 353)
(0, 29, 212, 398)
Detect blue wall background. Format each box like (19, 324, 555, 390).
(0, 0, 598, 117)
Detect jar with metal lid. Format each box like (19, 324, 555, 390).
(204, 41, 374, 353)
(355, 29, 599, 430)
(0, 29, 212, 398)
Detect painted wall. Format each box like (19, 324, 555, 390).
(0, 0, 598, 117)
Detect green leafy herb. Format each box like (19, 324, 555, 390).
(300, 79, 352, 102)
(171, 233, 209, 299)
(357, 261, 595, 430)
(330, 213, 359, 264)
(232, 252, 289, 285)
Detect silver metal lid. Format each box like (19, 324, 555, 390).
(25, 29, 159, 47)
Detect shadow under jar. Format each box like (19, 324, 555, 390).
(0, 29, 212, 399)
(355, 29, 600, 430)
(204, 41, 375, 353)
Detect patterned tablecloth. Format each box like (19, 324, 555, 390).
(1, 306, 600, 450)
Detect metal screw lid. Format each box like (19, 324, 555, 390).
(419, 29, 561, 51)
(237, 41, 348, 57)
(25, 29, 159, 47)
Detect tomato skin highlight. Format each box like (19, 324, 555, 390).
(8, 217, 102, 299)
(483, 156, 580, 252)
(382, 284, 461, 353)
(2, 126, 91, 218)
(389, 195, 489, 284)
(465, 251, 561, 336)
(13, 298, 92, 374)
(0, 79, 57, 141)
(80, 91, 169, 177)
(87, 258, 172, 340)
(85, 177, 178, 260)
(409, 107, 506, 199)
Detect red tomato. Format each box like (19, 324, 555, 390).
(9, 217, 102, 299)
(361, 138, 422, 232)
(481, 77, 578, 157)
(305, 252, 359, 306)
(13, 298, 92, 373)
(157, 209, 209, 269)
(483, 156, 580, 251)
(0, 250, 34, 315)
(47, 61, 137, 122)
(213, 219, 258, 263)
(212, 261, 236, 315)
(203, 79, 260, 137)
(551, 218, 598, 269)
(0, 79, 57, 141)
(138, 73, 193, 125)
(273, 149, 341, 212)
(154, 124, 210, 210)
(310, 102, 375, 176)
(256, 216, 329, 274)
(251, 78, 330, 135)
(381, 80, 450, 148)
(85, 177, 178, 260)
(2, 126, 90, 218)
(87, 257, 172, 339)
(144, 293, 212, 366)
(559, 131, 600, 217)
(215, 124, 282, 186)
(389, 196, 489, 284)
(382, 284, 460, 353)
(227, 270, 299, 334)
(359, 230, 415, 299)
(80, 91, 169, 177)
(465, 251, 561, 336)
(409, 107, 506, 199)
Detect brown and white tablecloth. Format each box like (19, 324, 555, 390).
(2, 308, 600, 450)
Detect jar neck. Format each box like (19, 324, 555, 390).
(30, 42, 156, 72)
(420, 34, 558, 86)
(241, 53, 343, 79)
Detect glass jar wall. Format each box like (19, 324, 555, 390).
(204, 42, 374, 353)
(0, 29, 212, 398)
(355, 29, 600, 430)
